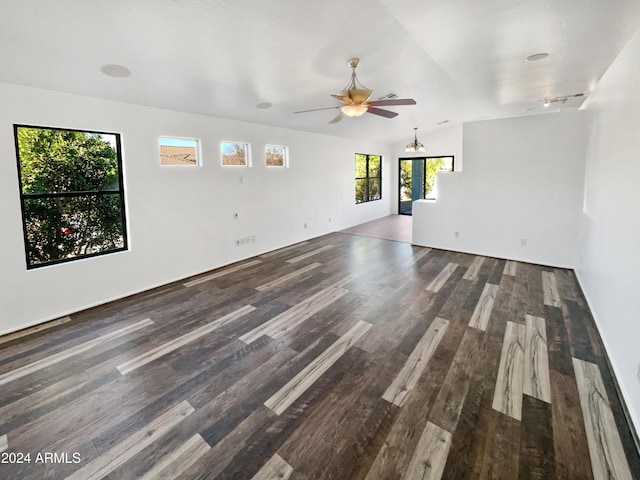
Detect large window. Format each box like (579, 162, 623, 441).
(14, 124, 128, 269)
(355, 153, 381, 203)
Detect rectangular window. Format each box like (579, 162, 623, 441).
(221, 142, 250, 166)
(265, 145, 288, 167)
(355, 153, 382, 203)
(14, 124, 128, 269)
(159, 137, 199, 166)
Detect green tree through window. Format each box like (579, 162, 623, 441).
(14, 125, 127, 268)
(355, 153, 381, 203)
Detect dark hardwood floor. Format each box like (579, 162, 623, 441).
(0, 232, 638, 479)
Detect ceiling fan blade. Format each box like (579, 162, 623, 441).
(329, 112, 345, 124)
(367, 98, 417, 107)
(366, 107, 399, 118)
(294, 106, 340, 114)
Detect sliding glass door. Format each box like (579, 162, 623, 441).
(398, 156, 454, 215)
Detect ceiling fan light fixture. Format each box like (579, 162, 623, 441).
(405, 127, 426, 152)
(340, 104, 368, 117)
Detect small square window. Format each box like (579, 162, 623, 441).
(221, 142, 250, 166)
(265, 145, 288, 167)
(159, 137, 199, 166)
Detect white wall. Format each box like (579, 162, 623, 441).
(0, 82, 392, 335)
(412, 112, 587, 267)
(390, 125, 463, 213)
(577, 29, 640, 430)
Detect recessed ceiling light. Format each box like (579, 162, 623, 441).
(256, 102, 273, 109)
(525, 53, 549, 62)
(100, 64, 131, 78)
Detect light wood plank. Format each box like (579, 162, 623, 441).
(286, 245, 334, 264)
(251, 453, 294, 480)
(382, 317, 449, 407)
(426, 263, 458, 292)
(0, 434, 7, 453)
(0, 316, 71, 345)
(523, 315, 551, 403)
(572, 358, 633, 480)
(240, 287, 347, 344)
(402, 421, 452, 480)
(65, 400, 195, 480)
(139, 433, 210, 480)
(503, 260, 518, 276)
(183, 259, 262, 287)
(0, 318, 154, 387)
(264, 320, 372, 415)
(118, 305, 256, 374)
(542, 271, 561, 307)
(463, 256, 485, 280)
(492, 321, 525, 420)
(255, 262, 321, 291)
(468, 283, 499, 331)
(401, 248, 431, 267)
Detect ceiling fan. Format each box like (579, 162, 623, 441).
(294, 58, 417, 124)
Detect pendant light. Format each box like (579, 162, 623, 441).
(405, 127, 425, 153)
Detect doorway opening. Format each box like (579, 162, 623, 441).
(398, 156, 454, 215)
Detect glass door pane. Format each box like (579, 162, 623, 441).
(399, 158, 425, 215)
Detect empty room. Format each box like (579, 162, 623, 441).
(1, 1, 639, 479)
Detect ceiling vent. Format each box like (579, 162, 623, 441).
(376, 91, 398, 100)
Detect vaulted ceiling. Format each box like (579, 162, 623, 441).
(1, 0, 639, 143)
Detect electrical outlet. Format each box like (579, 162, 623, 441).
(233, 212, 239, 220)
(521, 238, 527, 247)
(454, 231, 459, 238)
(328, 217, 331, 223)
(304, 223, 308, 229)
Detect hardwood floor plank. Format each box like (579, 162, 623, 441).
(426, 263, 458, 292)
(260, 241, 309, 257)
(572, 358, 633, 480)
(468, 283, 499, 331)
(183, 259, 262, 287)
(264, 320, 372, 415)
(492, 321, 525, 420)
(0, 318, 153, 387)
(382, 317, 449, 407)
(403, 421, 452, 480)
(503, 260, 518, 276)
(138, 433, 210, 480)
(250, 453, 294, 480)
(116, 305, 255, 374)
(429, 327, 485, 434)
(65, 400, 194, 480)
(463, 256, 485, 281)
(541, 271, 561, 307)
(0, 317, 71, 346)
(239, 287, 348, 344)
(523, 315, 551, 403)
(255, 262, 321, 291)
(401, 247, 431, 267)
(518, 395, 555, 480)
(286, 245, 334, 264)
(0, 434, 7, 453)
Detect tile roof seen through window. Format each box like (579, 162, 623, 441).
(160, 145, 197, 166)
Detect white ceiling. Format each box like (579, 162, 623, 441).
(1, 0, 639, 144)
